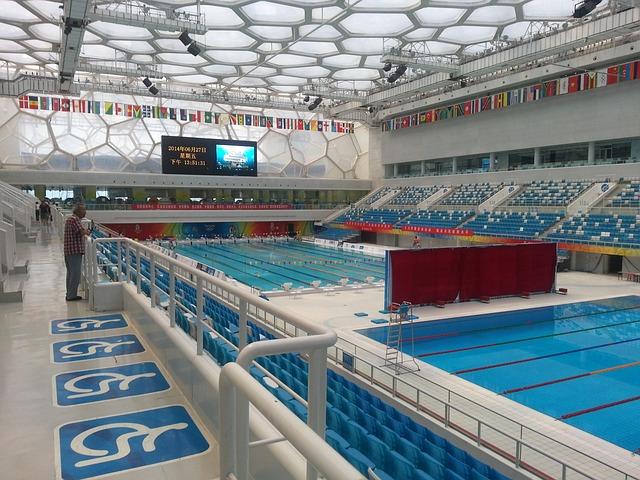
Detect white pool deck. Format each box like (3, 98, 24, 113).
(271, 272, 640, 480)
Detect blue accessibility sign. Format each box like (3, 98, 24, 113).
(51, 334, 145, 363)
(54, 362, 170, 406)
(51, 313, 128, 335)
(57, 405, 209, 480)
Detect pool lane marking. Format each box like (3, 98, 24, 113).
(502, 360, 640, 395)
(416, 317, 640, 358)
(560, 394, 640, 420)
(452, 336, 640, 375)
(402, 303, 640, 346)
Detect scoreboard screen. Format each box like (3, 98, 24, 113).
(161, 136, 257, 177)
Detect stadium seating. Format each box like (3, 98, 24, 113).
(509, 180, 590, 207)
(94, 240, 508, 480)
(465, 211, 562, 238)
(389, 186, 440, 206)
(316, 228, 359, 242)
(335, 208, 411, 225)
(397, 210, 474, 229)
(609, 181, 640, 208)
(548, 213, 640, 247)
(440, 183, 502, 206)
(362, 186, 393, 205)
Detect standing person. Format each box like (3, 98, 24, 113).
(39, 201, 50, 224)
(35, 201, 40, 222)
(64, 204, 90, 301)
(412, 235, 421, 249)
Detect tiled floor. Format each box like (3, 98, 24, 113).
(0, 228, 218, 480)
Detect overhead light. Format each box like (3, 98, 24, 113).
(387, 74, 398, 84)
(303, 95, 310, 102)
(64, 25, 72, 35)
(383, 63, 392, 72)
(308, 104, 317, 111)
(367, 106, 375, 114)
(179, 31, 192, 46)
(142, 77, 152, 88)
(149, 85, 159, 95)
(395, 65, 407, 76)
(573, 0, 603, 18)
(187, 42, 201, 56)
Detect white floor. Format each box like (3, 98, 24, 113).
(0, 228, 218, 480)
(272, 272, 640, 480)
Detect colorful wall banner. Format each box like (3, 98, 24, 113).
(104, 221, 313, 240)
(382, 59, 640, 133)
(129, 203, 291, 210)
(17, 96, 355, 134)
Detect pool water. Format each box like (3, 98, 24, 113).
(175, 239, 385, 292)
(358, 296, 640, 452)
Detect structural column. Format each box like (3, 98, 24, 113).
(452, 157, 458, 174)
(393, 164, 398, 177)
(588, 141, 596, 165)
(489, 152, 496, 171)
(534, 147, 541, 168)
(421, 160, 425, 176)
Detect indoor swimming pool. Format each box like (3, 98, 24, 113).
(359, 295, 640, 452)
(174, 240, 386, 292)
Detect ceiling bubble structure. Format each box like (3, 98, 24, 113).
(0, 0, 611, 99)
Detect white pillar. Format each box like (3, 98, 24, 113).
(588, 142, 596, 165)
(489, 152, 496, 171)
(534, 147, 541, 168)
(393, 164, 398, 177)
(452, 157, 458, 174)
(420, 160, 425, 176)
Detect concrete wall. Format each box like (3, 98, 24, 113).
(380, 81, 640, 166)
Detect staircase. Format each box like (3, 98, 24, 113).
(566, 181, 618, 215)
(416, 187, 454, 210)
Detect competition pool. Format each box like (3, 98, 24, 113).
(358, 296, 640, 452)
(175, 239, 385, 292)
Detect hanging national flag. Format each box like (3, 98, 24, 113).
(619, 62, 632, 82)
(169, 108, 176, 120)
(204, 111, 212, 123)
(568, 75, 581, 93)
(179, 109, 187, 121)
(104, 102, 113, 115)
(39, 96, 49, 110)
(61, 98, 70, 112)
(28, 96, 39, 109)
(133, 105, 142, 118)
(52, 97, 60, 111)
(18, 95, 28, 109)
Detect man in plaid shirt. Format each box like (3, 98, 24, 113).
(64, 204, 90, 301)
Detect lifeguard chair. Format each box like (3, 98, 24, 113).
(384, 301, 420, 375)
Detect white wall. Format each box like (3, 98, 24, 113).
(380, 81, 640, 166)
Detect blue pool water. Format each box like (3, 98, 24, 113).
(175, 240, 385, 291)
(358, 296, 640, 452)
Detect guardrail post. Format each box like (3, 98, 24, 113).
(169, 263, 176, 328)
(124, 242, 130, 283)
(238, 298, 248, 350)
(307, 347, 328, 480)
(477, 422, 482, 446)
(196, 276, 204, 356)
(150, 253, 156, 308)
(117, 240, 123, 281)
(515, 440, 521, 468)
(135, 246, 141, 294)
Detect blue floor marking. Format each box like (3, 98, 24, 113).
(51, 314, 128, 335)
(57, 405, 209, 480)
(51, 334, 145, 363)
(54, 362, 170, 407)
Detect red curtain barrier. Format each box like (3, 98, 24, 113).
(386, 243, 556, 306)
(130, 203, 291, 210)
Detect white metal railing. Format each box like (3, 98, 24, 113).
(329, 337, 640, 480)
(86, 233, 640, 480)
(86, 235, 363, 480)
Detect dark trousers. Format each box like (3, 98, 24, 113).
(65, 254, 83, 299)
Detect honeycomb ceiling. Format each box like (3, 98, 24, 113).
(0, 0, 610, 96)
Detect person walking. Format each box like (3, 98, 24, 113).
(64, 204, 90, 301)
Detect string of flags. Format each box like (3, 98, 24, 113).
(17, 96, 355, 134)
(382, 60, 640, 133)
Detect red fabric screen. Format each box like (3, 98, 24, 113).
(387, 243, 556, 306)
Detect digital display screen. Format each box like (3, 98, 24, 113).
(161, 136, 257, 177)
(215, 143, 256, 175)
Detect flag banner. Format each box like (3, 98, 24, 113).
(379, 59, 639, 132)
(16, 95, 353, 135)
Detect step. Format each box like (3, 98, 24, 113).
(0, 279, 23, 302)
(12, 259, 28, 274)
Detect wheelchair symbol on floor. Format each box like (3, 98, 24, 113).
(57, 405, 209, 480)
(54, 362, 170, 406)
(51, 314, 128, 335)
(51, 334, 145, 363)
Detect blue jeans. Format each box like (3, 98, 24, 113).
(65, 254, 83, 299)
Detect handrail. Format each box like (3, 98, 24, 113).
(220, 363, 365, 480)
(89, 235, 344, 480)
